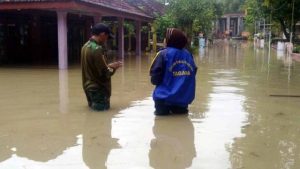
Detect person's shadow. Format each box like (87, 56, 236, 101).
(82, 112, 120, 169)
(149, 115, 196, 169)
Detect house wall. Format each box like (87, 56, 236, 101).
(215, 13, 245, 38)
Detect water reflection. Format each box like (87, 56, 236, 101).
(82, 113, 119, 169)
(229, 42, 300, 169)
(198, 47, 205, 60)
(282, 55, 293, 68)
(0, 114, 83, 167)
(0, 131, 10, 163)
(230, 79, 300, 169)
(0, 41, 300, 168)
(0, 69, 82, 168)
(149, 116, 196, 169)
(277, 50, 284, 60)
(190, 70, 248, 169)
(59, 69, 69, 113)
(106, 98, 155, 168)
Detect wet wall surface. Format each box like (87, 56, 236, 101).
(0, 41, 300, 169)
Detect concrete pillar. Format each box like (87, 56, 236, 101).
(118, 17, 124, 58)
(237, 17, 240, 36)
(59, 69, 69, 113)
(223, 19, 226, 32)
(215, 19, 219, 33)
(135, 20, 141, 57)
(226, 16, 230, 32)
(240, 17, 244, 33)
(57, 11, 68, 69)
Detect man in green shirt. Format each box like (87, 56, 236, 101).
(81, 23, 122, 111)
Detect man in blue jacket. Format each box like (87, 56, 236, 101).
(150, 28, 197, 115)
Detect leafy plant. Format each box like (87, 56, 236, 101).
(154, 0, 222, 47)
(244, 0, 300, 42)
(293, 45, 300, 53)
(154, 13, 175, 42)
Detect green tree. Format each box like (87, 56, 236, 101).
(265, 0, 300, 41)
(222, 0, 244, 13)
(243, 0, 264, 34)
(124, 21, 135, 51)
(244, 0, 300, 41)
(154, 0, 222, 47)
(168, 0, 216, 36)
(154, 13, 175, 42)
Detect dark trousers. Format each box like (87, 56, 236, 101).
(154, 100, 188, 116)
(84, 89, 110, 111)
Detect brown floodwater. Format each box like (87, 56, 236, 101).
(0, 40, 300, 169)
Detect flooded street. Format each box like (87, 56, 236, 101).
(0, 41, 300, 169)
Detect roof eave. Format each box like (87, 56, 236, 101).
(0, 0, 154, 22)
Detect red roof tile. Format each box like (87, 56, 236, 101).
(0, 0, 165, 19)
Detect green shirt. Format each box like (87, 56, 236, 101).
(81, 39, 114, 97)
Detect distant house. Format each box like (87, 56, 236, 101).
(215, 12, 245, 38)
(296, 21, 300, 39)
(0, 0, 164, 69)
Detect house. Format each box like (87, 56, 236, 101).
(0, 0, 164, 69)
(215, 12, 245, 38)
(296, 21, 300, 40)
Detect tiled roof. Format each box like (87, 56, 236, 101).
(81, 0, 149, 17)
(0, 0, 165, 19)
(125, 0, 165, 17)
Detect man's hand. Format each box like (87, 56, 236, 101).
(108, 61, 123, 70)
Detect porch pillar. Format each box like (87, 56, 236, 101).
(151, 23, 157, 53)
(237, 17, 241, 36)
(240, 17, 244, 32)
(215, 19, 219, 33)
(135, 20, 141, 57)
(226, 16, 230, 33)
(59, 69, 69, 113)
(57, 11, 68, 69)
(118, 17, 124, 58)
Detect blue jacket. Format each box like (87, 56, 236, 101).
(150, 47, 197, 107)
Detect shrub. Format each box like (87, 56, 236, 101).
(293, 45, 300, 53)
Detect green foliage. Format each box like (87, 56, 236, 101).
(222, 0, 244, 13)
(244, 0, 264, 32)
(154, 0, 222, 45)
(124, 21, 134, 36)
(141, 25, 150, 33)
(267, 0, 300, 41)
(154, 13, 175, 42)
(293, 45, 300, 53)
(167, 0, 216, 33)
(244, 0, 300, 41)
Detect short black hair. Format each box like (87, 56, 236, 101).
(91, 23, 114, 38)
